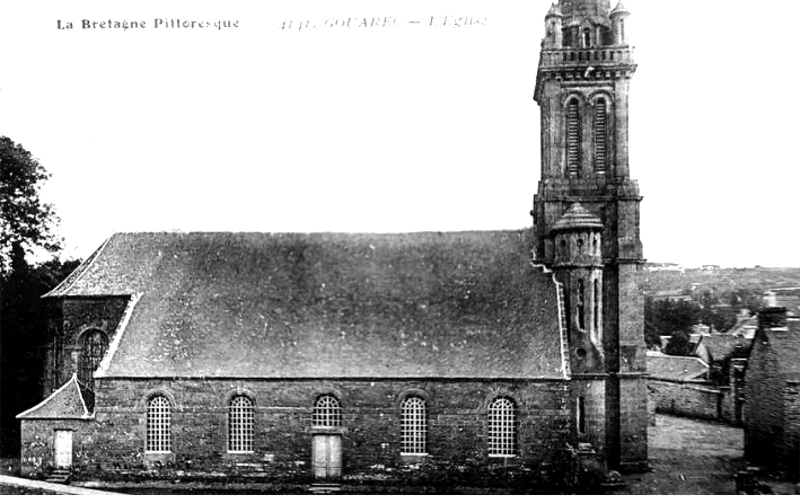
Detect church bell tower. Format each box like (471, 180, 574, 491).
(532, 0, 648, 470)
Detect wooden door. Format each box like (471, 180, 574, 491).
(312, 434, 341, 479)
(54, 430, 73, 468)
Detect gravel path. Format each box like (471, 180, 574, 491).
(616, 414, 745, 495)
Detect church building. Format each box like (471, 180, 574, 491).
(18, 0, 648, 487)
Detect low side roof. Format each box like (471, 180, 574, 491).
(647, 352, 708, 381)
(17, 374, 89, 420)
(53, 231, 567, 380)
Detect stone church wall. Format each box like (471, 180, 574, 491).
(44, 298, 129, 395)
(29, 377, 575, 486)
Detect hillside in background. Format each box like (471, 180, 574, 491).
(644, 266, 800, 296)
(642, 265, 800, 350)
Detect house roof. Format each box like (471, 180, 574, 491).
(16, 374, 90, 420)
(775, 294, 800, 317)
(50, 231, 567, 380)
(647, 352, 708, 381)
(698, 334, 752, 362)
(729, 315, 758, 339)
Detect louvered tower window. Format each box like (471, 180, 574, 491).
(228, 396, 254, 452)
(567, 100, 581, 178)
(401, 396, 427, 455)
(146, 395, 172, 452)
(313, 395, 341, 427)
(594, 99, 608, 172)
(488, 397, 517, 457)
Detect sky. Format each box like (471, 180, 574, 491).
(0, 0, 798, 268)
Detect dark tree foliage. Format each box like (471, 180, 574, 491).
(664, 329, 695, 356)
(644, 297, 701, 354)
(0, 137, 75, 456)
(0, 250, 81, 456)
(0, 137, 60, 274)
(699, 306, 737, 332)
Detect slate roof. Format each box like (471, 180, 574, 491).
(700, 334, 752, 362)
(49, 231, 567, 380)
(16, 374, 90, 420)
(551, 203, 603, 232)
(611, 1, 630, 16)
(647, 352, 708, 381)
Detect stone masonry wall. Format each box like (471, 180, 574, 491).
(783, 383, 800, 481)
(618, 377, 648, 467)
(23, 378, 575, 486)
(44, 298, 129, 395)
(649, 379, 721, 421)
(744, 333, 786, 474)
(20, 419, 93, 477)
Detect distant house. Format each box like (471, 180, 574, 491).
(650, 291, 694, 303)
(729, 310, 757, 339)
(697, 334, 752, 385)
(646, 352, 721, 421)
(744, 297, 800, 481)
(648, 332, 749, 425)
(645, 263, 685, 274)
(772, 288, 800, 317)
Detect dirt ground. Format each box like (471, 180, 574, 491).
(615, 414, 746, 495)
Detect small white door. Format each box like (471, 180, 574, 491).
(54, 430, 73, 468)
(312, 434, 341, 479)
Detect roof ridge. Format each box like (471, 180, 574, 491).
(95, 293, 141, 379)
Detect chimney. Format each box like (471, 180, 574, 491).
(758, 291, 787, 330)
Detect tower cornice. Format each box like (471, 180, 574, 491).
(535, 47, 636, 103)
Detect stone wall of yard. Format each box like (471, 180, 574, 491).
(648, 379, 724, 421)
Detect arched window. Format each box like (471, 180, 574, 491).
(488, 397, 517, 457)
(583, 29, 591, 47)
(313, 395, 341, 427)
(228, 396, 254, 452)
(567, 99, 581, 178)
(78, 330, 108, 389)
(594, 99, 608, 172)
(577, 279, 586, 330)
(401, 396, 427, 455)
(146, 395, 171, 452)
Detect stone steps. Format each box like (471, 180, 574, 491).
(45, 468, 71, 484)
(309, 482, 341, 494)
